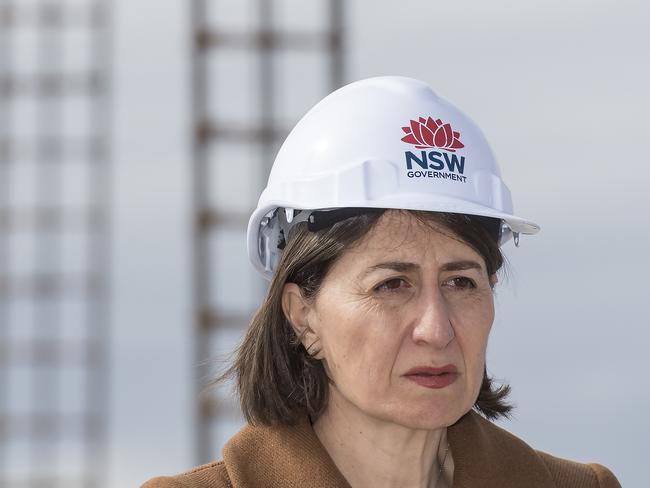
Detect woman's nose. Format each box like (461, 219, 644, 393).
(411, 287, 455, 348)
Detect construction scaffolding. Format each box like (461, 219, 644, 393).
(0, 1, 111, 487)
(190, 0, 344, 464)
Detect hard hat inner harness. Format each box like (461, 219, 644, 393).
(258, 206, 511, 273)
(307, 207, 385, 232)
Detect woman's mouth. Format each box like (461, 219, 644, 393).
(403, 365, 459, 389)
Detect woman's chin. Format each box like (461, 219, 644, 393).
(376, 402, 468, 431)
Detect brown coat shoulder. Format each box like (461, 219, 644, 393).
(536, 450, 621, 488)
(141, 460, 231, 488)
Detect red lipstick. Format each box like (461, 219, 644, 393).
(403, 364, 459, 389)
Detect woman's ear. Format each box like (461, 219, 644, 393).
(281, 283, 323, 359)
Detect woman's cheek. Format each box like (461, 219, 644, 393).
(320, 315, 362, 377)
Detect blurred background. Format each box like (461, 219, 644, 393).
(0, 0, 648, 486)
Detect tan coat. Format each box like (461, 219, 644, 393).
(141, 410, 621, 487)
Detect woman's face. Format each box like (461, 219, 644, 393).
(291, 211, 496, 430)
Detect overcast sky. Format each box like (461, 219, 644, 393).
(110, 1, 649, 486)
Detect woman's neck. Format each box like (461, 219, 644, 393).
(312, 388, 453, 488)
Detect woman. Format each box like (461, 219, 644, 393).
(143, 77, 621, 487)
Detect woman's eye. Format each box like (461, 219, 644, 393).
(374, 278, 409, 293)
(444, 277, 476, 289)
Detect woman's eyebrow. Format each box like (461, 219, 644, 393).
(358, 261, 419, 280)
(440, 260, 484, 272)
(358, 259, 484, 280)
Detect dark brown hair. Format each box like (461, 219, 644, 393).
(212, 209, 513, 425)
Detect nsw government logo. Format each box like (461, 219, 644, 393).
(400, 116, 467, 183)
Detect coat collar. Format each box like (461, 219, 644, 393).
(447, 410, 555, 487)
(222, 416, 352, 487)
(222, 410, 556, 488)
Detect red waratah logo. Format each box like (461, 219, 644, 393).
(401, 116, 464, 152)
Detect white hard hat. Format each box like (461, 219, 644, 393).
(247, 76, 540, 280)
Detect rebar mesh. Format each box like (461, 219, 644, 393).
(0, 2, 111, 487)
(190, 0, 344, 464)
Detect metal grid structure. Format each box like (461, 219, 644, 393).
(0, 1, 111, 487)
(190, 0, 344, 464)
